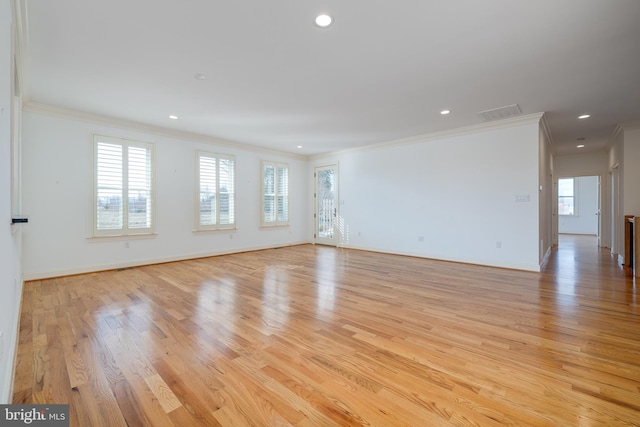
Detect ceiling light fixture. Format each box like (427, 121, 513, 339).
(578, 114, 590, 119)
(440, 110, 451, 115)
(577, 144, 585, 148)
(194, 73, 206, 80)
(315, 14, 333, 27)
(297, 145, 303, 149)
(169, 115, 178, 120)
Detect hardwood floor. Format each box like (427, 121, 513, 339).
(12, 235, 640, 426)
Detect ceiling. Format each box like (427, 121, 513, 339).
(20, 0, 640, 156)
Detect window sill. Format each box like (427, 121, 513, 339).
(259, 224, 290, 230)
(192, 227, 237, 234)
(87, 233, 158, 242)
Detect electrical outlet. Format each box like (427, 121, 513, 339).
(496, 241, 502, 248)
(418, 236, 424, 242)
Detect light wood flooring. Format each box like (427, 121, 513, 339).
(12, 235, 640, 426)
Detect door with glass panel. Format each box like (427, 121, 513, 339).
(315, 165, 338, 246)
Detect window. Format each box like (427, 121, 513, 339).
(261, 161, 289, 226)
(196, 151, 235, 230)
(558, 178, 575, 215)
(94, 135, 154, 236)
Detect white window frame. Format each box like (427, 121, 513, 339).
(93, 135, 155, 237)
(261, 161, 289, 227)
(195, 151, 236, 231)
(558, 177, 577, 216)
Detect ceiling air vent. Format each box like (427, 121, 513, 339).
(477, 104, 522, 122)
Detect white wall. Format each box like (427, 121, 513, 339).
(0, 0, 24, 402)
(21, 108, 309, 279)
(311, 116, 542, 271)
(558, 175, 599, 235)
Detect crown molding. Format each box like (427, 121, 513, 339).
(538, 112, 555, 154)
(22, 102, 308, 160)
(604, 124, 624, 153)
(310, 112, 544, 161)
(620, 119, 640, 132)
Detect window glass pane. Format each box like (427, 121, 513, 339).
(558, 197, 574, 215)
(199, 155, 216, 226)
(558, 178, 574, 197)
(96, 142, 123, 230)
(558, 178, 575, 215)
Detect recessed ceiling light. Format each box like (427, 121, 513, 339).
(440, 110, 451, 115)
(578, 114, 590, 119)
(577, 144, 585, 148)
(169, 115, 178, 120)
(315, 14, 333, 27)
(194, 73, 206, 81)
(296, 145, 303, 149)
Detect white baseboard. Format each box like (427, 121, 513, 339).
(342, 244, 541, 272)
(23, 241, 311, 281)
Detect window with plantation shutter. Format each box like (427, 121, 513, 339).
(261, 161, 289, 226)
(94, 135, 154, 236)
(196, 151, 235, 230)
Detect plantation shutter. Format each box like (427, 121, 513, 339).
(277, 165, 289, 223)
(263, 163, 276, 223)
(96, 142, 123, 231)
(199, 153, 217, 226)
(197, 152, 235, 230)
(219, 156, 235, 226)
(128, 145, 152, 229)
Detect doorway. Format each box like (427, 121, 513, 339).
(314, 164, 338, 246)
(557, 175, 601, 245)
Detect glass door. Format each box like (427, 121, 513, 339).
(315, 165, 338, 246)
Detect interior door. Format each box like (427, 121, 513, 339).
(315, 165, 338, 246)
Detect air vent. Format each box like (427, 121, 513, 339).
(477, 104, 522, 122)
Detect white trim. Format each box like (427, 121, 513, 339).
(620, 119, 640, 131)
(539, 113, 555, 153)
(86, 233, 158, 242)
(539, 245, 552, 271)
(604, 124, 624, 153)
(23, 102, 307, 160)
(23, 241, 311, 281)
(22, 240, 543, 281)
(1, 280, 23, 404)
(343, 244, 541, 273)
(310, 112, 544, 161)
(10, 0, 28, 100)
